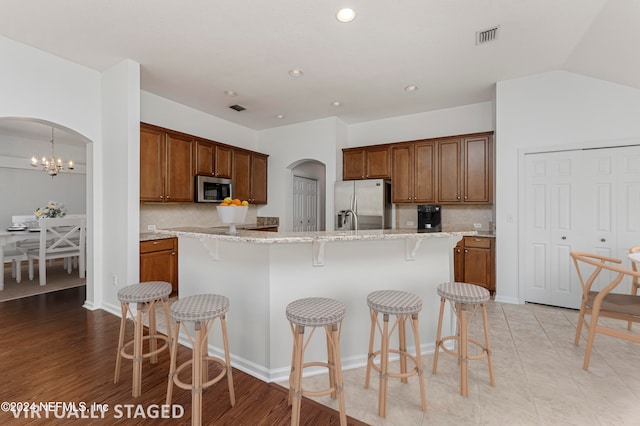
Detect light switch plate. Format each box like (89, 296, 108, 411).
(474, 223, 482, 229)
(147, 224, 156, 231)
(406, 221, 414, 227)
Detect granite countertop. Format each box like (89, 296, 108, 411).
(156, 227, 478, 244)
(140, 232, 176, 242)
(140, 224, 276, 242)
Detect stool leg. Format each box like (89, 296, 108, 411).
(193, 321, 203, 426)
(202, 320, 210, 386)
(326, 326, 337, 399)
(364, 308, 377, 389)
(329, 322, 347, 426)
(378, 313, 389, 418)
(132, 303, 144, 397)
(398, 315, 408, 384)
(290, 325, 305, 426)
(458, 303, 469, 397)
(114, 302, 127, 384)
(149, 301, 158, 364)
(481, 303, 496, 387)
(432, 297, 446, 375)
(220, 314, 235, 406)
(410, 313, 427, 411)
(166, 320, 181, 406)
(162, 298, 173, 348)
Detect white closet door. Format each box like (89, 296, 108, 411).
(524, 145, 640, 308)
(292, 176, 318, 232)
(524, 151, 582, 308)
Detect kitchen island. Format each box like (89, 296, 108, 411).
(156, 227, 475, 381)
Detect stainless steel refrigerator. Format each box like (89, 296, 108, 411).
(335, 179, 392, 230)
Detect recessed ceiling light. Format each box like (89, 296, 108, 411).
(336, 8, 356, 23)
(276, 114, 285, 119)
(331, 101, 342, 107)
(224, 90, 237, 97)
(288, 68, 304, 77)
(404, 85, 418, 92)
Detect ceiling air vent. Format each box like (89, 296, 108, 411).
(229, 104, 246, 112)
(476, 26, 499, 45)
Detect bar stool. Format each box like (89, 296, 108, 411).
(432, 282, 495, 397)
(364, 290, 427, 418)
(114, 281, 173, 397)
(166, 294, 235, 426)
(286, 297, 347, 426)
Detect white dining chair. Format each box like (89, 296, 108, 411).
(23, 216, 86, 286)
(3, 246, 27, 283)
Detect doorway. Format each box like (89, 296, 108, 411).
(293, 176, 318, 232)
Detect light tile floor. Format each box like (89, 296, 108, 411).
(279, 301, 640, 425)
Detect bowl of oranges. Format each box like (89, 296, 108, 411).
(216, 198, 250, 234)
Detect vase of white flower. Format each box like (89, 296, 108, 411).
(35, 201, 67, 219)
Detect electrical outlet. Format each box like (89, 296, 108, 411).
(406, 221, 414, 227)
(147, 224, 156, 231)
(474, 223, 482, 229)
(112, 274, 118, 286)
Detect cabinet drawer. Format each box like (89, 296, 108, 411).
(463, 236, 492, 249)
(140, 238, 176, 253)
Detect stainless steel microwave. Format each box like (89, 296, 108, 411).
(195, 176, 233, 203)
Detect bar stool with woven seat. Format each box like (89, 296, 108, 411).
(432, 282, 495, 397)
(286, 297, 347, 426)
(114, 281, 173, 397)
(166, 294, 235, 426)
(364, 290, 427, 418)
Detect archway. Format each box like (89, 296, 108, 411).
(287, 159, 326, 232)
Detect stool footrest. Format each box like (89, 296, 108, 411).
(367, 349, 423, 380)
(170, 356, 230, 392)
(436, 336, 491, 361)
(119, 335, 170, 361)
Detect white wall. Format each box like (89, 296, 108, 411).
(257, 117, 344, 231)
(141, 91, 257, 151)
(0, 35, 102, 306)
(349, 102, 494, 146)
(495, 70, 640, 303)
(0, 134, 86, 226)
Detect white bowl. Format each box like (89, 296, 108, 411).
(216, 205, 248, 225)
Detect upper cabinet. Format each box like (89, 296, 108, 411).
(362, 132, 494, 205)
(194, 139, 233, 179)
(437, 135, 493, 204)
(232, 150, 268, 204)
(140, 123, 193, 203)
(391, 141, 436, 204)
(343, 145, 391, 180)
(141, 123, 268, 204)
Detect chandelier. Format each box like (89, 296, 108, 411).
(31, 127, 74, 177)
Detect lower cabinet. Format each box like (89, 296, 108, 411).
(453, 236, 495, 293)
(140, 237, 178, 295)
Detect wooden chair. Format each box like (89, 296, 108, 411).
(23, 216, 86, 286)
(571, 251, 640, 371)
(628, 246, 640, 330)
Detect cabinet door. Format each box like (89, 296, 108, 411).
(215, 144, 233, 178)
(232, 149, 251, 201)
(414, 141, 436, 203)
(391, 144, 413, 203)
(250, 153, 268, 204)
(343, 149, 365, 180)
(366, 146, 391, 179)
(463, 136, 493, 203)
(140, 125, 165, 202)
(453, 241, 464, 282)
(165, 132, 194, 202)
(140, 238, 178, 294)
(437, 139, 462, 203)
(195, 140, 214, 176)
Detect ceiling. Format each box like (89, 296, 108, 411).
(0, 0, 638, 135)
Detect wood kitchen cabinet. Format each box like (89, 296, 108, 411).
(437, 135, 493, 204)
(391, 141, 436, 203)
(453, 236, 495, 292)
(343, 145, 391, 180)
(233, 149, 268, 204)
(140, 237, 178, 295)
(194, 139, 233, 178)
(140, 123, 194, 203)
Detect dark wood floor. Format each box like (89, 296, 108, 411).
(0, 287, 367, 425)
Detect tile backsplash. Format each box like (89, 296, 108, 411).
(140, 203, 258, 231)
(395, 204, 494, 231)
